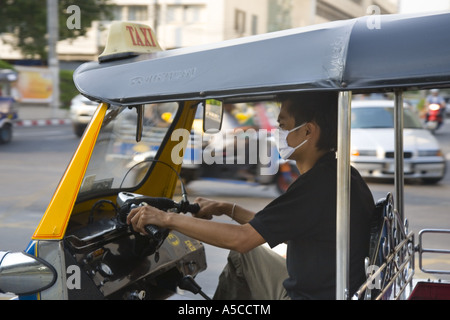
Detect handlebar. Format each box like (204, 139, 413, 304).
(179, 202, 200, 215)
(143, 200, 199, 240)
(123, 196, 199, 241)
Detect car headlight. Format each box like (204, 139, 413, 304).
(429, 103, 441, 111)
(418, 150, 443, 157)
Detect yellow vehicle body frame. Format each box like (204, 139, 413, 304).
(32, 101, 198, 240)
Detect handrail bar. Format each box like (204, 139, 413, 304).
(418, 229, 450, 275)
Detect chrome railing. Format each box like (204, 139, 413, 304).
(417, 229, 450, 275)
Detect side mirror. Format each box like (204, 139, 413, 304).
(203, 99, 223, 133)
(0, 251, 56, 296)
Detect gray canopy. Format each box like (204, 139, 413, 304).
(74, 12, 450, 105)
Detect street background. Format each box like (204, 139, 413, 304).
(1, 0, 450, 302)
(1, 105, 449, 299)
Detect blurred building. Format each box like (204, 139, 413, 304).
(56, 0, 398, 64)
(2, 0, 399, 64)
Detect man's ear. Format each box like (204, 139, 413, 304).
(305, 122, 317, 137)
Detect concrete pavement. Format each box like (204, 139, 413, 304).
(1, 104, 71, 300)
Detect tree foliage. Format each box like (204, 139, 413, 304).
(0, 0, 114, 61)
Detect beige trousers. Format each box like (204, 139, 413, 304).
(213, 245, 291, 300)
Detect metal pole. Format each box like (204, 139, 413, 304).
(154, 0, 159, 35)
(46, 0, 60, 117)
(310, 0, 317, 25)
(394, 91, 404, 222)
(336, 91, 352, 300)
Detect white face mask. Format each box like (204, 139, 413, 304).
(274, 123, 308, 160)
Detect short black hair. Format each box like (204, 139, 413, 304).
(278, 91, 338, 152)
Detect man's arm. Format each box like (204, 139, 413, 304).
(192, 198, 256, 225)
(127, 205, 265, 253)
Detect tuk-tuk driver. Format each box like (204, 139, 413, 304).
(128, 92, 375, 300)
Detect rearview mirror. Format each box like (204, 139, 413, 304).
(0, 251, 56, 296)
(203, 99, 223, 133)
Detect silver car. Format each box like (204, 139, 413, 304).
(351, 100, 446, 183)
(69, 94, 98, 137)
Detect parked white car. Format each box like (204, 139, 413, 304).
(69, 94, 98, 137)
(351, 100, 446, 184)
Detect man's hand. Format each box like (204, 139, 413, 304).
(127, 200, 263, 253)
(126, 204, 170, 235)
(192, 197, 229, 220)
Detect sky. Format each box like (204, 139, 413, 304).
(400, 0, 450, 13)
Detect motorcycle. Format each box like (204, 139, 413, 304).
(0, 69, 18, 144)
(180, 129, 299, 194)
(425, 103, 444, 134)
(180, 103, 300, 194)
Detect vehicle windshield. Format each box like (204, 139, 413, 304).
(79, 103, 179, 196)
(351, 107, 423, 129)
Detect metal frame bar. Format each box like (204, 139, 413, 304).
(418, 229, 450, 275)
(394, 91, 405, 222)
(336, 91, 352, 300)
(332, 90, 415, 299)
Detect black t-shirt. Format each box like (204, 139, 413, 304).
(249, 152, 374, 300)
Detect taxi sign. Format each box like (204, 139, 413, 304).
(99, 22, 162, 62)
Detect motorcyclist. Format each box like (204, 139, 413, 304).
(127, 92, 374, 300)
(425, 89, 446, 123)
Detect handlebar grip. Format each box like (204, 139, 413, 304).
(140, 201, 199, 239)
(144, 224, 163, 240)
(187, 203, 200, 214)
(177, 201, 200, 214)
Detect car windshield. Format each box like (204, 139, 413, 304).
(351, 106, 423, 129)
(79, 102, 179, 196)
